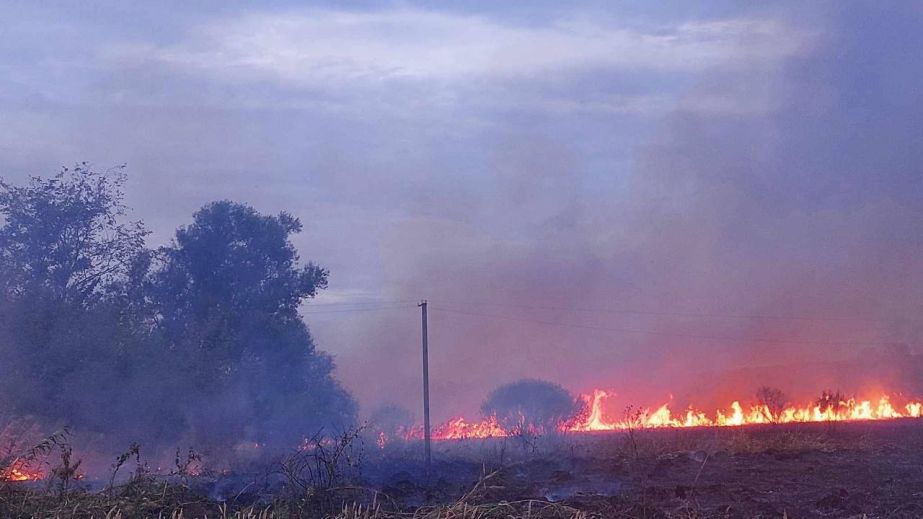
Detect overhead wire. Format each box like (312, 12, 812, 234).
(428, 305, 885, 347)
(296, 298, 893, 347)
(302, 302, 418, 315)
(430, 298, 891, 324)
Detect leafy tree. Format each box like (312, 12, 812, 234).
(0, 165, 155, 438)
(0, 168, 356, 455)
(0, 163, 148, 305)
(481, 379, 583, 436)
(154, 201, 326, 360)
(152, 201, 355, 448)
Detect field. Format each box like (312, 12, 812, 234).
(3, 419, 923, 518)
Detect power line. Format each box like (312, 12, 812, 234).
(302, 297, 902, 326)
(302, 303, 418, 314)
(303, 299, 419, 307)
(297, 299, 895, 347)
(431, 298, 890, 324)
(430, 305, 885, 347)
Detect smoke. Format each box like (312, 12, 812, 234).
(2, 2, 920, 454)
(0, 182, 357, 474)
(480, 379, 584, 434)
(336, 3, 923, 419)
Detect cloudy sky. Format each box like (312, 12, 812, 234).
(2, 2, 921, 418)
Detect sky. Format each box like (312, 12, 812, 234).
(2, 2, 922, 420)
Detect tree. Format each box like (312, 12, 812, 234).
(152, 201, 355, 449)
(755, 386, 789, 423)
(0, 163, 148, 305)
(0, 165, 185, 454)
(481, 379, 583, 436)
(0, 168, 356, 455)
(154, 201, 327, 361)
(0, 164, 156, 439)
(815, 390, 847, 414)
(369, 403, 414, 442)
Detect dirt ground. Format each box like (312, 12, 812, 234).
(371, 420, 923, 518)
(614, 426, 923, 517)
(615, 421, 923, 517)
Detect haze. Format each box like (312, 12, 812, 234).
(2, 1, 921, 421)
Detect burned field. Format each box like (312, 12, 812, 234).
(4, 419, 923, 518)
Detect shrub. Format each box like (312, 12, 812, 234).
(755, 386, 789, 423)
(480, 379, 583, 436)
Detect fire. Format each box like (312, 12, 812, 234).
(401, 389, 923, 441)
(576, 389, 616, 430)
(570, 391, 923, 431)
(431, 416, 507, 440)
(1, 464, 43, 482)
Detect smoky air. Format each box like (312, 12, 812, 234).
(1, 2, 922, 518)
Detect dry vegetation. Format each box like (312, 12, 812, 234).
(3, 420, 921, 518)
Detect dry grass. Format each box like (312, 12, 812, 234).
(332, 472, 587, 519)
(592, 423, 863, 462)
(721, 429, 835, 454)
(1, 474, 589, 519)
(0, 424, 888, 518)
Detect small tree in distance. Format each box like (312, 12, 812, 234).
(755, 386, 789, 423)
(815, 390, 847, 414)
(481, 379, 584, 437)
(369, 403, 415, 442)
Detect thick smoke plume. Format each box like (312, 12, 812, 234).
(335, 3, 923, 419)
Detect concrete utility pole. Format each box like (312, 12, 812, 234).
(419, 300, 432, 471)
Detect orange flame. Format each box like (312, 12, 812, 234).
(1, 465, 43, 482)
(396, 389, 923, 441)
(570, 391, 923, 431)
(431, 416, 507, 440)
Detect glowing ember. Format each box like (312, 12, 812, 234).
(403, 389, 923, 441)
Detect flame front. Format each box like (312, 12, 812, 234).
(570, 391, 923, 431)
(404, 389, 923, 441)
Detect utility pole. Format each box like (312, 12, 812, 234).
(419, 300, 432, 471)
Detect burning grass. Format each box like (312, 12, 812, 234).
(412, 389, 923, 441)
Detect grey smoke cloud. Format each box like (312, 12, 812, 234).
(327, 3, 923, 419)
(1, 2, 920, 421)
